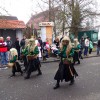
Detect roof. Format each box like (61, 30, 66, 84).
(27, 11, 49, 29)
(27, 7, 59, 29)
(94, 25, 100, 28)
(0, 16, 18, 20)
(0, 20, 26, 29)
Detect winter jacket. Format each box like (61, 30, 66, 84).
(6, 40, 12, 51)
(0, 41, 7, 52)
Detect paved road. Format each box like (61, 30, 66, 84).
(0, 57, 100, 100)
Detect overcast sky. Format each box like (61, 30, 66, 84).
(0, 0, 46, 23)
(0, 0, 100, 24)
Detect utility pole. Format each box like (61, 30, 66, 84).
(49, 0, 51, 21)
(62, 0, 66, 35)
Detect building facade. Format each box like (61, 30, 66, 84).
(0, 16, 26, 42)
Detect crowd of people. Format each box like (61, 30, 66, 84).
(0, 35, 52, 79)
(0, 34, 99, 89)
(53, 36, 94, 59)
(0, 35, 50, 67)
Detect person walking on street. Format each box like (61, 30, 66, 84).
(53, 36, 78, 89)
(24, 38, 42, 79)
(79, 37, 85, 59)
(73, 38, 81, 64)
(89, 39, 93, 54)
(84, 37, 89, 56)
(9, 48, 23, 77)
(97, 40, 100, 55)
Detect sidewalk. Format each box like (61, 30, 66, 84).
(0, 52, 99, 69)
(41, 52, 100, 63)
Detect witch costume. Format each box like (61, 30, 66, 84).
(54, 36, 78, 89)
(9, 48, 23, 77)
(73, 38, 81, 64)
(21, 39, 29, 72)
(24, 38, 42, 79)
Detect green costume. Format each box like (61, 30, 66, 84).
(60, 46, 74, 63)
(28, 46, 39, 55)
(21, 46, 28, 56)
(73, 44, 81, 64)
(74, 44, 81, 50)
(24, 46, 42, 79)
(10, 55, 17, 63)
(89, 41, 93, 49)
(61, 46, 74, 58)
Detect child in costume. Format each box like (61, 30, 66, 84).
(9, 48, 23, 77)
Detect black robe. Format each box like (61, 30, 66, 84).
(54, 61, 78, 82)
(26, 58, 41, 74)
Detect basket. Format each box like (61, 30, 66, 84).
(7, 63, 14, 68)
(63, 59, 70, 65)
(63, 58, 72, 65)
(27, 55, 35, 60)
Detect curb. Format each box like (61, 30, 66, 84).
(83, 55, 100, 59)
(41, 59, 60, 63)
(19, 55, 100, 64)
(41, 55, 100, 63)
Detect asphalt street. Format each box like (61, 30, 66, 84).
(0, 57, 100, 100)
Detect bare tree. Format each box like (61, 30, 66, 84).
(35, 0, 60, 37)
(60, 0, 100, 37)
(32, 0, 99, 37)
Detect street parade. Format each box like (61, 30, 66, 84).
(0, 0, 100, 100)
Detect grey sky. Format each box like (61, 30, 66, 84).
(0, 0, 45, 23)
(0, 0, 100, 24)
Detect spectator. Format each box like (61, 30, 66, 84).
(84, 37, 89, 56)
(54, 37, 60, 49)
(6, 36, 12, 61)
(79, 37, 85, 59)
(80, 37, 85, 50)
(60, 35, 64, 43)
(89, 39, 93, 54)
(42, 41, 50, 60)
(97, 40, 100, 55)
(20, 35, 26, 48)
(0, 37, 8, 68)
(14, 37, 20, 60)
(38, 37, 43, 54)
(46, 38, 50, 57)
(37, 42, 42, 60)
